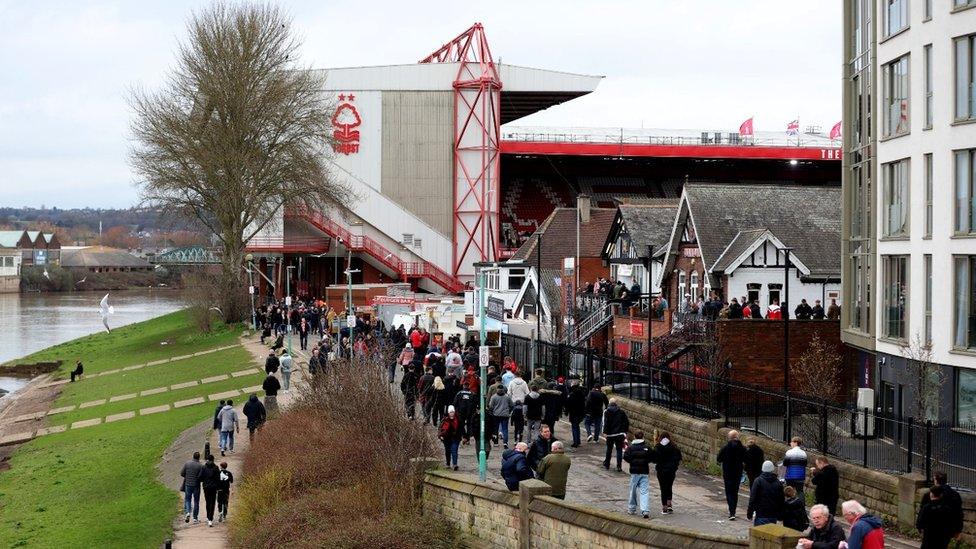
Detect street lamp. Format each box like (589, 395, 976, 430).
(780, 246, 794, 441)
(476, 264, 499, 482)
(286, 265, 295, 357)
(344, 256, 360, 361)
(245, 253, 256, 331)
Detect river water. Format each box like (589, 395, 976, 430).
(0, 289, 186, 392)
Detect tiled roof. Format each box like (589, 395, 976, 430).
(61, 246, 151, 268)
(511, 207, 617, 270)
(711, 229, 769, 272)
(617, 200, 679, 255)
(684, 184, 840, 277)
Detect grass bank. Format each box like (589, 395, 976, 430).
(0, 310, 249, 548)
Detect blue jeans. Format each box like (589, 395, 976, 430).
(444, 440, 460, 467)
(494, 416, 509, 445)
(584, 415, 602, 440)
(570, 421, 582, 446)
(184, 484, 200, 518)
(282, 370, 291, 391)
(628, 474, 650, 514)
(754, 517, 777, 526)
(219, 430, 235, 451)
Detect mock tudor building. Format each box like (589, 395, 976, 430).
(601, 198, 679, 296)
(659, 183, 841, 313)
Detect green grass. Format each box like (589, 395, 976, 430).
(54, 346, 254, 407)
(52, 373, 264, 426)
(9, 310, 240, 376)
(0, 404, 214, 549)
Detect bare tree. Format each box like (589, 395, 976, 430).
(129, 3, 353, 321)
(901, 335, 944, 422)
(790, 333, 845, 453)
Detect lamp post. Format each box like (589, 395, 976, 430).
(344, 254, 360, 361)
(246, 253, 256, 331)
(781, 246, 794, 441)
(334, 237, 343, 354)
(477, 264, 487, 481)
(286, 265, 295, 357)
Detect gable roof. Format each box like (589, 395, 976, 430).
(0, 231, 26, 248)
(682, 183, 840, 278)
(512, 267, 563, 321)
(711, 229, 812, 275)
(511, 207, 616, 270)
(610, 200, 679, 258)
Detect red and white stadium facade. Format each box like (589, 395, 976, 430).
(247, 24, 840, 298)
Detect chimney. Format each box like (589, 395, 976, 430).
(577, 195, 591, 224)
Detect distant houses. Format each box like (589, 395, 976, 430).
(0, 230, 62, 293)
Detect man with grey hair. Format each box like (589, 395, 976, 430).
(536, 440, 571, 500)
(500, 441, 534, 491)
(840, 500, 884, 549)
(797, 504, 845, 549)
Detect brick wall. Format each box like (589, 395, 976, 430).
(614, 396, 720, 470)
(423, 472, 520, 549)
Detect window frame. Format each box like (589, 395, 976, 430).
(955, 149, 976, 234)
(924, 44, 933, 129)
(882, 158, 911, 238)
(882, 255, 909, 341)
(924, 0, 932, 20)
(955, 34, 976, 121)
(884, 0, 910, 38)
(925, 254, 933, 345)
(953, 255, 976, 349)
(957, 368, 976, 427)
(883, 54, 911, 138)
(925, 153, 933, 238)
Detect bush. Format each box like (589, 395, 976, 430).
(230, 360, 457, 548)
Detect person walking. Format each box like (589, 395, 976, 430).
(917, 485, 957, 549)
(797, 504, 846, 549)
(401, 364, 419, 420)
(623, 430, 653, 519)
(919, 472, 964, 542)
(180, 451, 204, 524)
(279, 350, 293, 392)
(262, 372, 281, 416)
(841, 500, 885, 549)
(747, 460, 784, 526)
(540, 382, 565, 437)
(782, 436, 808, 493)
(488, 384, 514, 448)
(602, 398, 629, 471)
(215, 461, 234, 523)
(264, 350, 279, 375)
(417, 367, 436, 424)
(438, 405, 463, 471)
(811, 456, 840, 517)
(211, 399, 225, 433)
(783, 485, 808, 532)
(298, 318, 309, 350)
(500, 442, 534, 491)
(536, 441, 571, 500)
(199, 454, 221, 527)
(527, 424, 556, 471)
(744, 437, 765, 488)
(653, 431, 682, 514)
(584, 383, 608, 443)
(717, 429, 747, 520)
(242, 393, 266, 443)
(524, 388, 544, 443)
(216, 400, 239, 456)
(452, 385, 475, 443)
(565, 379, 586, 448)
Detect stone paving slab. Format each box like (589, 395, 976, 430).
(48, 405, 76, 415)
(36, 425, 67, 436)
(171, 354, 193, 362)
(239, 385, 263, 394)
(230, 368, 259, 378)
(140, 387, 168, 397)
(147, 359, 170, 366)
(201, 374, 230, 384)
(10, 411, 47, 423)
(174, 397, 206, 409)
(99, 369, 121, 376)
(79, 399, 107, 409)
(0, 432, 35, 446)
(105, 411, 137, 423)
(122, 364, 145, 371)
(40, 379, 69, 388)
(140, 404, 170, 416)
(208, 390, 239, 401)
(109, 393, 137, 403)
(71, 418, 102, 429)
(171, 381, 199, 390)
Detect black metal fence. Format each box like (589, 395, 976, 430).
(500, 331, 976, 490)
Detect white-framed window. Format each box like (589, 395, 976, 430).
(956, 34, 976, 121)
(883, 55, 911, 137)
(924, 44, 933, 128)
(883, 158, 910, 237)
(882, 255, 909, 340)
(508, 268, 525, 291)
(925, 153, 933, 238)
(955, 149, 976, 234)
(884, 0, 909, 37)
(954, 255, 976, 348)
(678, 271, 686, 298)
(2, 257, 12, 268)
(690, 272, 699, 300)
(924, 254, 932, 345)
(956, 0, 976, 9)
(924, 0, 932, 20)
(486, 271, 500, 290)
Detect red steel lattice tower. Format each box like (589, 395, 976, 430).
(420, 23, 502, 280)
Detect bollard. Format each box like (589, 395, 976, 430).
(163, 538, 172, 549)
(204, 441, 211, 459)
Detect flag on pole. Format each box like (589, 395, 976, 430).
(739, 117, 754, 136)
(829, 121, 842, 140)
(786, 119, 800, 136)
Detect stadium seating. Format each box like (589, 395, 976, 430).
(501, 178, 575, 236)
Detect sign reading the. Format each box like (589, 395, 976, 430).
(332, 93, 362, 155)
(486, 296, 505, 321)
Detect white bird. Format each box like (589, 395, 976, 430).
(208, 306, 224, 318)
(75, 277, 87, 286)
(43, 269, 50, 280)
(99, 293, 115, 333)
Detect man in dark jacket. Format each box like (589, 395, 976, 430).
(811, 300, 826, 320)
(811, 457, 840, 516)
(602, 398, 630, 471)
(564, 381, 587, 447)
(401, 365, 419, 420)
(623, 430, 653, 518)
(452, 386, 476, 442)
(744, 438, 765, 488)
(524, 389, 544, 442)
(584, 384, 609, 443)
(794, 299, 813, 320)
(262, 373, 281, 416)
(540, 382, 564, 437)
(500, 442, 534, 491)
(717, 429, 747, 520)
(264, 350, 279, 375)
(728, 298, 743, 319)
(417, 367, 436, 424)
(747, 460, 784, 526)
(749, 301, 762, 319)
(798, 504, 846, 549)
(919, 472, 963, 541)
(527, 424, 556, 471)
(212, 400, 226, 432)
(916, 485, 957, 549)
(241, 394, 266, 443)
(199, 455, 221, 526)
(180, 451, 204, 523)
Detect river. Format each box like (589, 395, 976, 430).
(0, 289, 186, 391)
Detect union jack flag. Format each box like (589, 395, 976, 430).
(786, 119, 799, 136)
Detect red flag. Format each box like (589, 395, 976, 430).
(786, 119, 800, 135)
(829, 121, 842, 140)
(739, 117, 754, 136)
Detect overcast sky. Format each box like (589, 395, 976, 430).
(0, 1, 841, 208)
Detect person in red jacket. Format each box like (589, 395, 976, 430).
(766, 300, 782, 320)
(841, 500, 884, 549)
(439, 405, 463, 470)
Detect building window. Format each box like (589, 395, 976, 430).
(690, 272, 699, 300)
(746, 283, 761, 305)
(885, 0, 909, 37)
(955, 149, 976, 233)
(924, 0, 932, 20)
(486, 271, 499, 291)
(883, 158, 910, 237)
(883, 55, 910, 137)
(925, 254, 933, 345)
(925, 154, 933, 238)
(924, 44, 933, 128)
(956, 34, 976, 121)
(508, 269, 525, 291)
(957, 369, 976, 426)
(954, 255, 976, 348)
(2, 257, 11, 268)
(956, 0, 976, 9)
(883, 256, 909, 340)
(630, 341, 644, 361)
(768, 283, 782, 306)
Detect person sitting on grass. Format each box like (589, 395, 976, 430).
(70, 360, 84, 382)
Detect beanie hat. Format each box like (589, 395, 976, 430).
(761, 460, 774, 473)
(448, 405, 456, 414)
